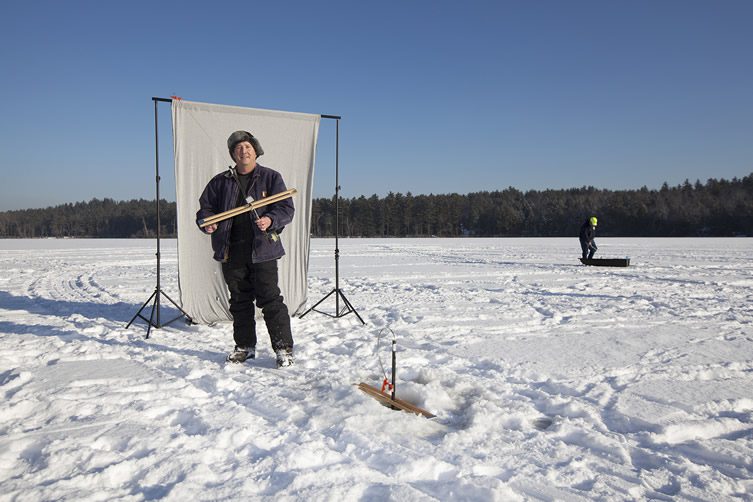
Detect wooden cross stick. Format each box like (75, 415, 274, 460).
(357, 382, 436, 418)
(198, 188, 297, 228)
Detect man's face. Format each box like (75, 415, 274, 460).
(233, 141, 257, 169)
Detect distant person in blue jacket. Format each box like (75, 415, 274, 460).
(579, 216, 598, 260)
(197, 131, 295, 368)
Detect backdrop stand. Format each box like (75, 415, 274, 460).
(300, 116, 364, 324)
(127, 97, 193, 338)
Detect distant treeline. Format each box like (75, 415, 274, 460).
(1, 174, 751, 238)
(0, 199, 177, 238)
(311, 174, 753, 237)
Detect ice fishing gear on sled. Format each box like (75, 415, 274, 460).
(577, 215, 630, 267)
(358, 328, 435, 419)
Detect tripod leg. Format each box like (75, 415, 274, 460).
(145, 294, 158, 339)
(298, 289, 337, 318)
(337, 289, 365, 324)
(126, 289, 158, 329)
(160, 290, 193, 323)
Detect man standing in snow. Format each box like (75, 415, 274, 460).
(579, 216, 598, 260)
(196, 131, 295, 368)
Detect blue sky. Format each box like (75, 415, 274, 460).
(1, 0, 751, 211)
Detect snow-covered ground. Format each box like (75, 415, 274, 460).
(1, 237, 752, 501)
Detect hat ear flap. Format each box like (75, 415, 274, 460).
(249, 136, 264, 157)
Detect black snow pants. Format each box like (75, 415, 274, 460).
(580, 238, 597, 260)
(221, 253, 293, 351)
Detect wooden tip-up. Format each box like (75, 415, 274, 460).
(199, 188, 297, 228)
(357, 382, 436, 418)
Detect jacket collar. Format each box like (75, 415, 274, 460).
(224, 164, 262, 178)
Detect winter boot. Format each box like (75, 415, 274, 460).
(226, 346, 255, 363)
(275, 347, 294, 368)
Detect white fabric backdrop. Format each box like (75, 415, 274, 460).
(172, 99, 320, 324)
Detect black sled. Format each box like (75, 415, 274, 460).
(580, 257, 630, 267)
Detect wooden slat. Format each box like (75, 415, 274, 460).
(198, 189, 297, 228)
(357, 383, 436, 418)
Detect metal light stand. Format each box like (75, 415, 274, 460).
(127, 97, 193, 338)
(300, 115, 364, 324)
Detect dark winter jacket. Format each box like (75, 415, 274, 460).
(196, 164, 294, 263)
(579, 219, 596, 243)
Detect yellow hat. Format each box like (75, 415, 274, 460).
(590, 216, 598, 226)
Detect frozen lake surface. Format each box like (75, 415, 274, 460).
(1, 237, 752, 500)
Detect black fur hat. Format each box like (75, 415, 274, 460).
(227, 130, 264, 159)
